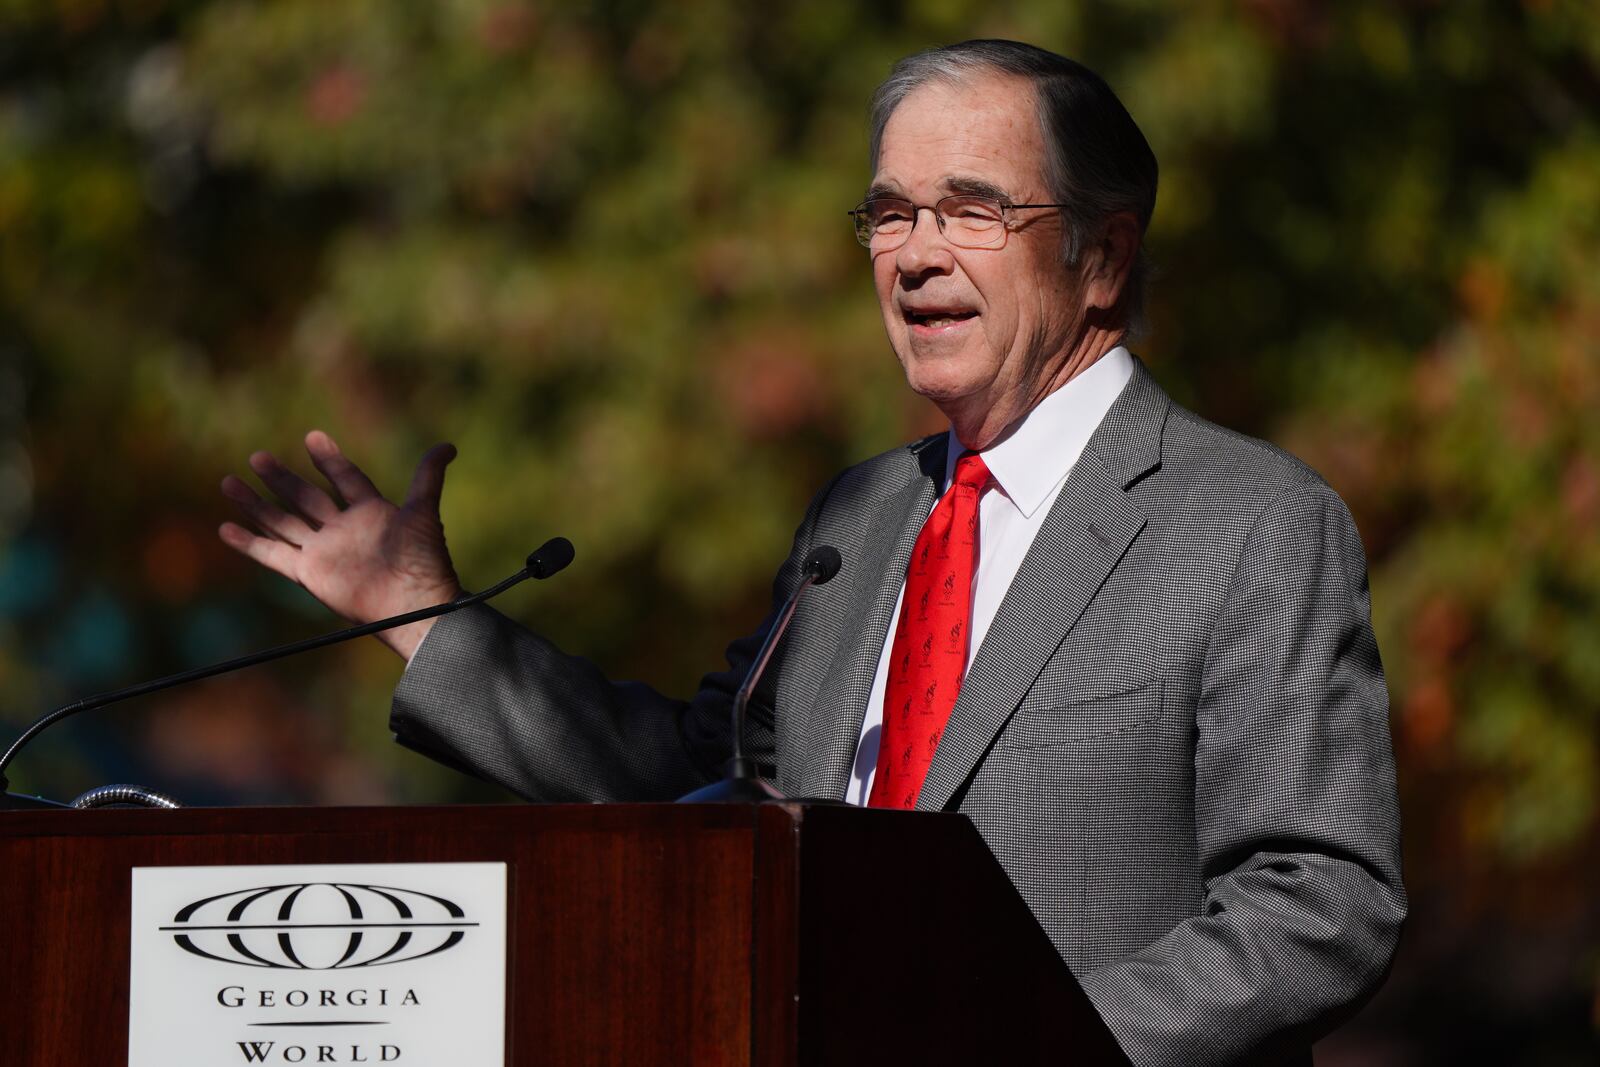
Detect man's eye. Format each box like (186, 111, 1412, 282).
(873, 209, 913, 225)
(949, 203, 1002, 222)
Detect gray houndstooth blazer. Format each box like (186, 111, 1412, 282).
(392, 358, 1406, 1066)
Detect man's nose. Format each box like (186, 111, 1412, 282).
(894, 206, 954, 277)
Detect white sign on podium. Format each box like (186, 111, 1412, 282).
(129, 862, 507, 1066)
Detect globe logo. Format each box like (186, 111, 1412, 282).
(161, 883, 476, 970)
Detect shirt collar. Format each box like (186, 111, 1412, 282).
(946, 346, 1136, 519)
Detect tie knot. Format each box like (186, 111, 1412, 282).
(952, 451, 992, 492)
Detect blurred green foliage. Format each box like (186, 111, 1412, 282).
(1, 0, 1597, 1054)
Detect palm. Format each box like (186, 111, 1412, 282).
(220, 431, 461, 656)
(300, 499, 454, 620)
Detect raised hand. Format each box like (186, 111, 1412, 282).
(219, 430, 462, 660)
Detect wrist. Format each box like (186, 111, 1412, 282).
(383, 617, 440, 663)
(378, 580, 461, 661)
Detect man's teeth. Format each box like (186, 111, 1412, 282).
(913, 312, 974, 326)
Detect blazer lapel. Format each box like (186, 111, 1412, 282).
(791, 437, 946, 799)
(916, 360, 1170, 812)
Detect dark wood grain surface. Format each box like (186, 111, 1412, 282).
(1, 803, 1122, 1066)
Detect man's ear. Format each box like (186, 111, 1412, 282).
(1083, 211, 1141, 314)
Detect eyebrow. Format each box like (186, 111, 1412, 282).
(862, 175, 1016, 202)
(941, 175, 1012, 201)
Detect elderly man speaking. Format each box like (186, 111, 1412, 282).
(221, 40, 1405, 1065)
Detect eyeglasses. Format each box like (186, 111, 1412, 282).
(847, 195, 1068, 251)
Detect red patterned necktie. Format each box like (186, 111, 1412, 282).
(869, 451, 992, 810)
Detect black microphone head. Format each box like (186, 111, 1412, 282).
(803, 545, 842, 584)
(527, 537, 576, 579)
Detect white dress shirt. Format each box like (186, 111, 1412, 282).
(843, 346, 1136, 805)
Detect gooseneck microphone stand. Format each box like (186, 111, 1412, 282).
(0, 537, 575, 810)
(678, 545, 842, 804)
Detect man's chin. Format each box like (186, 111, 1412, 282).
(900, 367, 984, 413)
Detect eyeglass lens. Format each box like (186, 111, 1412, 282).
(854, 196, 1008, 250)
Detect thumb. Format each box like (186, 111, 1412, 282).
(404, 442, 457, 515)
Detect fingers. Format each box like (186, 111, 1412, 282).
(221, 474, 317, 546)
(305, 429, 382, 505)
(403, 442, 457, 515)
(248, 450, 341, 524)
(218, 520, 301, 580)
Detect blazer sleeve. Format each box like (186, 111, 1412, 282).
(1077, 479, 1407, 1066)
(386, 479, 831, 802)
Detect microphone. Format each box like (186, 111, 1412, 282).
(679, 545, 842, 804)
(0, 537, 576, 809)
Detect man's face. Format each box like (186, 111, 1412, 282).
(869, 74, 1088, 434)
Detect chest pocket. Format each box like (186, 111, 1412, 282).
(998, 678, 1165, 747)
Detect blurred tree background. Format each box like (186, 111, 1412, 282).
(1, 0, 1595, 1061)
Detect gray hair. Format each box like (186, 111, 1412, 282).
(869, 40, 1159, 337)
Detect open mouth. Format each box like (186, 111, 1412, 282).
(903, 308, 979, 331)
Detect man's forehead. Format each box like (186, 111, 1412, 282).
(870, 74, 1045, 199)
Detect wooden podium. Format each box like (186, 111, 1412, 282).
(0, 802, 1125, 1065)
